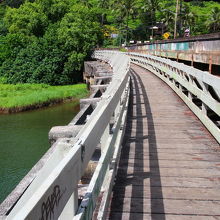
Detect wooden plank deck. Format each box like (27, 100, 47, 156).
(107, 64, 220, 220)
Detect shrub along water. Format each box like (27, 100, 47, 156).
(0, 1, 103, 85)
(0, 83, 88, 113)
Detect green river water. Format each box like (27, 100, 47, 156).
(0, 101, 80, 203)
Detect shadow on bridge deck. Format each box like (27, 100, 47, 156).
(107, 64, 220, 220)
(108, 68, 165, 220)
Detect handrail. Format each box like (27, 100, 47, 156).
(3, 49, 219, 219)
(129, 52, 220, 143)
(5, 51, 130, 220)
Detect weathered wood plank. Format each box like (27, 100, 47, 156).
(114, 176, 220, 188)
(110, 197, 220, 215)
(107, 212, 220, 220)
(108, 64, 220, 219)
(111, 185, 220, 200)
(118, 158, 220, 169)
(116, 167, 220, 178)
(119, 152, 220, 161)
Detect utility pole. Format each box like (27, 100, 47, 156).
(174, 0, 179, 39)
(179, 0, 182, 36)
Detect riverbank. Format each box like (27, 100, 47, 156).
(0, 83, 89, 114)
(0, 100, 82, 203)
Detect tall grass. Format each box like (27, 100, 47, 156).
(0, 83, 88, 109)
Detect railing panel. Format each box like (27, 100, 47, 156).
(129, 52, 220, 143)
(5, 50, 130, 220)
(75, 79, 130, 220)
(4, 49, 219, 220)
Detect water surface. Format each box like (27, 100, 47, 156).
(0, 101, 79, 203)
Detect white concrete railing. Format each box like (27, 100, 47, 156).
(129, 52, 220, 143)
(4, 50, 220, 219)
(5, 51, 130, 220)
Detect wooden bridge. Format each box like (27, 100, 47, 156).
(108, 64, 220, 219)
(0, 50, 220, 220)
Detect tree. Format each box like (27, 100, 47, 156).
(1, 0, 220, 85)
(140, 0, 159, 26)
(0, 5, 7, 36)
(37, 0, 71, 23)
(4, 2, 48, 37)
(0, 2, 103, 85)
(110, 0, 138, 44)
(179, 3, 197, 35)
(1, 0, 26, 8)
(160, 10, 175, 34)
(205, 7, 220, 33)
(0, 33, 30, 65)
(57, 4, 103, 77)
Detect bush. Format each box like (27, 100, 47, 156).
(0, 0, 103, 85)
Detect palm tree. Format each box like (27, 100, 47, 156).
(180, 4, 197, 36)
(98, 0, 110, 9)
(206, 7, 220, 33)
(97, 0, 110, 25)
(111, 0, 138, 44)
(140, 0, 159, 26)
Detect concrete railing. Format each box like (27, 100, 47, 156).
(4, 51, 130, 220)
(2, 49, 219, 219)
(126, 33, 220, 75)
(129, 52, 220, 143)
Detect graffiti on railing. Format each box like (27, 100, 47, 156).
(39, 185, 65, 220)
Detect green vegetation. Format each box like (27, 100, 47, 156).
(0, 0, 219, 86)
(0, 0, 103, 85)
(0, 83, 88, 112)
(100, 0, 220, 45)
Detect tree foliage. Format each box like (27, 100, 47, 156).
(104, 0, 220, 42)
(4, 2, 48, 37)
(0, 0, 219, 85)
(205, 7, 220, 32)
(0, 0, 103, 85)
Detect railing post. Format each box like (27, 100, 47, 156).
(188, 92, 193, 101)
(129, 51, 220, 144)
(100, 123, 110, 152)
(114, 100, 121, 119)
(201, 82, 209, 94)
(202, 103, 207, 115)
(58, 188, 78, 219)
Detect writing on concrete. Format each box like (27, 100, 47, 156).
(40, 185, 63, 220)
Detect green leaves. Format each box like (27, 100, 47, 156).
(205, 7, 220, 32)
(0, 0, 103, 85)
(57, 4, 102, 53)
(4, 2, 48, 37)
(37, 0, 71, 22)
(0, 36, 68, 85)
(1, 0, 219, 86)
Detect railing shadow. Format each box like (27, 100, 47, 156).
(109, 68, 165, 220)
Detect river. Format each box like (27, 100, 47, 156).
(0, 101, 80, 203)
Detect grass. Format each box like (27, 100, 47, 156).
(0, 83, 88, 111)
